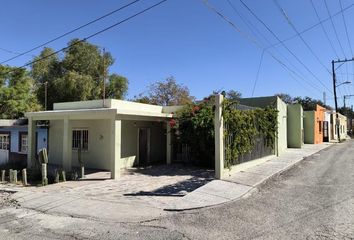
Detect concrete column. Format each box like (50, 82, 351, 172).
(62, 118, 72, 171)
(27, 117, 36, 169)
(166, 122, 172, 164)
(110, 118, 121, 179)
(214, 94, 224, 179)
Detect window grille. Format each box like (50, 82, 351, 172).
(72, 129, 88, 150)
(0, 135, 9, 150)
(20, 134, 28, 153)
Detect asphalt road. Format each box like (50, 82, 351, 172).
(0, 140, 353, 239)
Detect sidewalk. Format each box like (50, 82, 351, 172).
(1, 143, 333, 222)
(164, 143, 332, 211)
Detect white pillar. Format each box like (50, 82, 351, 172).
(27, 117, 36, 169)
(62, 118, 72, 171)
(110, 118, 121, 179)
(214, 94, 224, 179)
(166, 122, 172, 164)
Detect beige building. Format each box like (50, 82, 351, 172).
(25, 99, 181, 179)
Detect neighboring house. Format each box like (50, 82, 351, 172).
(0, 119, 47, 169)
(287, 104, 304, 148)
(323, 110, 331, 142)
(25, 99, 181, 179)
(303, 105, 325, 144)
(328, 111, 347, 141)
(238, 96, 287, 156)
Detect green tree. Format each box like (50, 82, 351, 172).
(274, 93, 293, 104)
(0, 66, 41, 119)
(31, 39, 128, 109)
(139, 76, 194, 106)
(293, 96, 332, 110)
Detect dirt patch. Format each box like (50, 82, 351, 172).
(0, 191, 20, 208)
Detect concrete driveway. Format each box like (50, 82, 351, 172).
(7, 164, 213, 222)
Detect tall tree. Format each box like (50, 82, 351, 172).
(137, 76, 194, 106)
(275, 93, 293, 104)
(0, 66, 41, 119)
(31, 39, 128, 109)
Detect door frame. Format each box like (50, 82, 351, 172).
(137, 128, 150, 166)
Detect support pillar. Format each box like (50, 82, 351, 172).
(166, 122, 172, 164)
(110, 118, 121, 179)
(62, 118, 72, 171)
(214, 94, 224, 179)
(27, 117, 36, 169)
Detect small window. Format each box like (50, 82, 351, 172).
(72, 129, 88, 151)
(0, 134, 9, 150)
(20, 133, 28, 153)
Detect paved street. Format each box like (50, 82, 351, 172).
(0, 140, 354, 239)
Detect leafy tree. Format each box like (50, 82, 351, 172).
(274, 93, 293, 104)
(105, 74, 128, 99)
(137, 76, 194, 106)
(31, 39, 128, 109)
(226, 90, 242, 101)
(293, 96, 332, 111)
(0, 66, 41, 118)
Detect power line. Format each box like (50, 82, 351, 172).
(273, 0, 331, 74)
(0, 0, 141, 65)
(202, 0, 320, 95)
(267, 2, 354, 50)
(226, 0, 311, 85)
(310, 0, 340, 59)
(338, 0, 353, 56)
(239, 0, 333, 93)
(252, 49, 264, 96)
(324, 0, 346, 58)
(1, 0, 168, 76)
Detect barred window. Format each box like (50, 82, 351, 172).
(72, 129, 88, 151)
(20, 133, 28, 153)
(0, 134, 9, 150)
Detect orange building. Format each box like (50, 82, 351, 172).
(304, 105, 325, 144)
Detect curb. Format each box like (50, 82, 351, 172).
(164, 144, 334, 212)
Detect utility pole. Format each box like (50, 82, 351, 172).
(44, 81, 48, 111)
(332, 57, 354, 142)
(323, 92, 326, 106)
(343, 95, 354, 108)
(332, 60, 340, 142)
(102, 48, 106, 107)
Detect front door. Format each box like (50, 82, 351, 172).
(138, 128, 149, 166)
(0, 134, 10, 165)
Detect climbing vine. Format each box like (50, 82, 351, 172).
(171, 96, 278, 168)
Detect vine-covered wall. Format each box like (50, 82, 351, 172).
(171, 95, 278, 168)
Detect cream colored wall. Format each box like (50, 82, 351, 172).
(48, 119, 111, 170)
(121, 120, 166, 168)
(70, 119, 111, 170)
(277, 98, 287, 155)
(48, 120, 63, 165)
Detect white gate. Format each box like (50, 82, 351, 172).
(0, 134, 10, 165)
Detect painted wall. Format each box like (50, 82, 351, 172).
(48, 119, 167, 170)
(287, 104, 303, 148)
(314, 105, 325, 144)
(49, 119, 111, 170)
(239, 96, 287, 156)
(121, 120, 166, 168)
(324, 111, 331, 142)
(2, 127, 47, 154)
(304, 111, 315, 144)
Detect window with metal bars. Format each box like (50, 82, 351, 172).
(20, 133, 28, 153)
(72, 129, 88, 151)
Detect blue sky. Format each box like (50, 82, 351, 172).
(1, 0, 354, 108)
